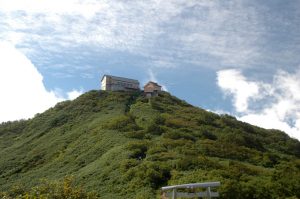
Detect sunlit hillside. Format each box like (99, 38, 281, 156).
(0, 90, 299, 198)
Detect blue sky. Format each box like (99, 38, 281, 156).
(0, 0, 300, 140)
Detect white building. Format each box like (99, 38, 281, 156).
(101, 75, 140, 91)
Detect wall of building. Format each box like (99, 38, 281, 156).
(144, 83, 161, 93)
(101, 76, 107, 90)
(101, 76, 139, 91)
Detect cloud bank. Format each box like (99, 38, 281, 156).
(1, 0, 299, 87)
(217, 69, 300, 140)
(0, 0, 281, 69)
(0, 42, 82, 122)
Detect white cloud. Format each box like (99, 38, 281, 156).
(67, 89, 83, 100)
(0, 0, 105, 18)
(240, 110, 300, 140)
(217, 69, 260, 112)
(148, 69, 158, 83)
(0, 42, 79, 122)
(217, 68, 300, 140)
(0, 0, 299, 75)
(0, 0, 269, 70)
(147, 69, 168, 91)
(171, 0, 264, 68)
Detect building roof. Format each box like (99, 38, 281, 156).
(101, 75, 139, 83)
(144, 81, 162, 88)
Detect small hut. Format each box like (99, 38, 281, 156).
(144, 81, 162, 97)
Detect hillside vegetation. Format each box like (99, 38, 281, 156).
(0, 90, 299, 198)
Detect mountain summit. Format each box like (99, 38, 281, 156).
(0, 90, 299, 198)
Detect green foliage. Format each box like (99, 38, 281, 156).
(200, 129, 217, 140)
(145, 115, 166, 135)
(0, 120, 27, 135)
(124, 130, 145, 139)
(0, 90, 299, 198)
(272, 161, 300, 198)
(126, 141, 148, 159)
(104, 114, 140, 132)
(0, 176, 98, 198)
(162, 130, 196, 141)
(124, 161, 171, 189)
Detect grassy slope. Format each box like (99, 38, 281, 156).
(0, 90, 299, 198)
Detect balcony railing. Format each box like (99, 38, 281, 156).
(161, 182, 220, 199)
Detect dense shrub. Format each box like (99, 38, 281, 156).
(1, 91, 300, 199)
(125, 161, 171, 189)
(0, 177, 98, 199)
(0, 120, 27, 135)
(175, 155, 222, 171)
(198, 128, 217, 140)
(125, 130, 145, 139)
(126, 141, 149, 159)
(272, 161, 300, 198)
(104, 114, 140, 131)
(146, 116, 166, 135)
(163, 130, 196, 141)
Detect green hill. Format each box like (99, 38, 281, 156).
(0, 90, 299, 198)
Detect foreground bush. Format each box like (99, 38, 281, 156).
(0, 176, 98, 199)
